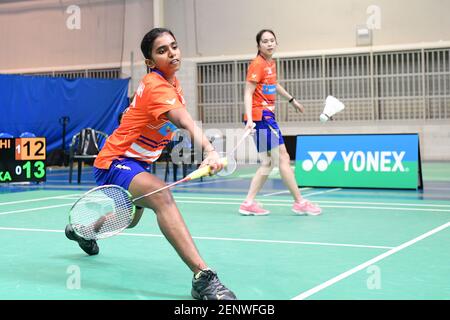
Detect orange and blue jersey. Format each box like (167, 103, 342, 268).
(245, 54, 277, 121)
(244, 55, 284, 152)
(94, 70, 185, 170)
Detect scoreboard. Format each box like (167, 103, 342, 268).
(0, 138, 46, 183)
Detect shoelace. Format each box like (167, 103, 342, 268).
(78, 236, 96, 247)
(200, 270, 229, 294)
(299, 199, 312, 206)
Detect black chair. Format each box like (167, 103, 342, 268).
(163, 134, 205, 182)
(69, 128, 108, 184)
(162, 140, 180, 182)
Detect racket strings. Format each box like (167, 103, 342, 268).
(216, 129, 251, 177)
(70, 186, 134, 240)
(217, 152, 237, 177)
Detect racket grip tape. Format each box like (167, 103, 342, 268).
(186, 157, 228, 180)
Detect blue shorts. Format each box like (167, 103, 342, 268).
(93, 158, 151, 190)
(245, 110, 285, 152)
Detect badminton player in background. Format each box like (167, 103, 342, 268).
(65, 28, 236, 300)
(239, 29, 322, 216)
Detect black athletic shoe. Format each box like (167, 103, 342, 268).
(191, 269, 237, 300)
(65, 224, 99, 256)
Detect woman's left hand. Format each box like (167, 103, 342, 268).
(292, 99, 305, 113)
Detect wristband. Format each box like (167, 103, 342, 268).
(289, 97, 295, 103)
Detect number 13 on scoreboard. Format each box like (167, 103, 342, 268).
(15, 138, 46, 160)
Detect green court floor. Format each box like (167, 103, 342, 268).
(0, 183, 449, 300)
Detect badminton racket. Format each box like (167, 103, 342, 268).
(216, 128, 253, 177)
(68, 128, 252, 240)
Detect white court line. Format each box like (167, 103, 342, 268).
(238, 174, 256, 178)
(0, 178, 242, 207)
(313, 204, 450, 213)
(292, 221, 450, 300)
(2, 200, 450, 216)
(262, 190, 289, 197)
(173, 196, 450, 208)
(0, 203, 73, 215)
(0, 194, 82, 206)
(301, 188, 342, 197)
(238, 167, 284, 179)
(174, 201, 450, 212)
(315, 200, 450, 208)
(3, 192, 449, 209)
(0, 227, 393, 250)
(262, 188, 311, 197)
(0, 227, 63, 233)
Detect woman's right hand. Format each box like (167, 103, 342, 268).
(245, 120, 256, 134)
(201, 150, 224, 175)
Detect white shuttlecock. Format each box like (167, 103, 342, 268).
(320, 96, 345, 122)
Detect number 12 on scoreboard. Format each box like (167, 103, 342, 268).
(15, 138, 46, 160)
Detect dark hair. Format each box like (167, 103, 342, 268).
(256, 29, 277, 55)
(141, 28, 176, 60)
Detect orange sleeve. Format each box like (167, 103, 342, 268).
(137, 80, 184, 120)
(246, 59, 264, 83)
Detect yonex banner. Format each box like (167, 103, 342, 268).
(295, 134, 422, 189)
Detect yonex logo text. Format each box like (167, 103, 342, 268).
(302, 151, 406, 172)
(342, 151, 405, 172)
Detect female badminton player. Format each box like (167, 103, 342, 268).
(239, 29, 322, 216)
(65, 28, 236, 300)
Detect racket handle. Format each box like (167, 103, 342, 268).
(186, 158, 228, 180)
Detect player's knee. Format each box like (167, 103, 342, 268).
(260, 157, 272, 168)
(259, 159, 273, 175)
(152, 188, 175, 209)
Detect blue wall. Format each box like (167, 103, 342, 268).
(0, 74, 129, 152)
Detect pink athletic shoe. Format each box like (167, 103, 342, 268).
(239, 201, 270, 216)
(292, 199, 322, 216)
